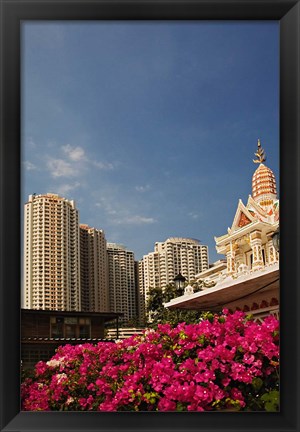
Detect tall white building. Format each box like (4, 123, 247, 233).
(141, 237, 209, 296)
(135, 260, 146, 326)
(107, 243, 137, 323)
(80, 224, 109, 312)
(23, 193, 81, 311)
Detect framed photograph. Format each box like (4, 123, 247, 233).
(0, 1, 299, 431)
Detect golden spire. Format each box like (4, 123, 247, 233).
(253, 138, 266, 164)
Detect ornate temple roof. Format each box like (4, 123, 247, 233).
(214, 139, 279, 246)
(165, 139, 280, 314)
(251, 139, 277, 207)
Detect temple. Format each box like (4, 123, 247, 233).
(165, 140, 279, 319)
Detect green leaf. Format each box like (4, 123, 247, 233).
(261, 390, 279, 412)
(176, 402, 186, 411)
(252, 377, 263, 391)
(265, 402, 277, 412)
(207, 313, 214, 323)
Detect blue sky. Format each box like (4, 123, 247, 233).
(21, 21, 279, 262)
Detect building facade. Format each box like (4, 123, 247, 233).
(135, 260, 146, 326)
(21, 309, 122, 369)
(141, 237, 209, 296)
(107, 243, 137, 324)
(23, 193, 81, 311)
(80, 224, 109, 312)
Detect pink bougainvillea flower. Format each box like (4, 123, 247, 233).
(21, 311, 279, 412)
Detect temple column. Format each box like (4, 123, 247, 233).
(235, 248, 249, 274)
(226, 242, 237, 275)
(250, 230, 264, 271)
(266, 237, 278, 264)
(235, 247, 245, 268)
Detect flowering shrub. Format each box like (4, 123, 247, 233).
(21, 310, 279, 412)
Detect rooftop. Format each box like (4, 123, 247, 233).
(164, 262, 279, 311)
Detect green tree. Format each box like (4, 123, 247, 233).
(122, 316, 141, 328)
(146, 283, 206, 328)
(146, 286, 165, 324)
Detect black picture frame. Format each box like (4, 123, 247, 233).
(0, 1, 299, 431)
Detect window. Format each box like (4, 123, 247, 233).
(246, 252, 253, 269)
(51, 322, 63, 338)
(79, 325, 90, 338)
(65, 324, 76, 338)
(22, 348, 53, 368)
(50, 316, 91, 338)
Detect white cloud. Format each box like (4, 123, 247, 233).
(27, 137, 37, 149)
(55, 182, 81, 196)
(62, 144, 86, 162)
(93, 160, 115, 170)
(47, 158, 75, 178)
(114, 215, 157, 225)
(135, 184, 150, 193)
(95, 199, 117, 215)
(188, 212, 200, 220)
(94, 194, 156, 225)
(61, 144, 115, 171)
(23, 161, 38, 171)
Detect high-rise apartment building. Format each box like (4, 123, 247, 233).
(135, 260, 146, 326)
(80, 224, 109, 312)
(23, 193, 80, 311)
(141, 237, 209, 296)
(107, 243, 137, 324)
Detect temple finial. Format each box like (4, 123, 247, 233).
(253, 138, 266, 164)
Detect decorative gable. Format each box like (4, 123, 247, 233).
(238, 212, 252, 228)
(247, 195, 268, 218)
(246, 195, 279, 224)
(231, 199, 256, 232)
